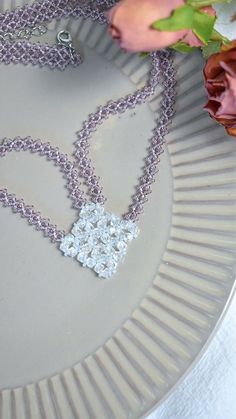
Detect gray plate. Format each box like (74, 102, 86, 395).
(0, 2, 236, 418)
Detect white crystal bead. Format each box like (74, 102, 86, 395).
(86, 257, 96, 269)
(97, 217, 107, 229)
(94, 262, 105, 275)
(116, 241, 127, 252)
(100, 229, 111, 244)
(77, 252, 88, 265)
(60, 234, 78, 257)
(123, 220, 139, 239)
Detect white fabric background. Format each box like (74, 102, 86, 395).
(147, 294, 236, 419)
(147, 3, 236, 418)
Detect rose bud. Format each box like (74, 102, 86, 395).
(204, 40, 236, 137)
(106, 0, 215, 52)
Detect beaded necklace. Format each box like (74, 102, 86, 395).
(0, 1, 176, 279)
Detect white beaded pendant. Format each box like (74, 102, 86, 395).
(60, 203, 139, 279)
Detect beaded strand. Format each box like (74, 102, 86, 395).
(0, 136, 86, 241)
(74, 49, 176, 222)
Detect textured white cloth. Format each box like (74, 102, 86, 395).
(147, 293, 236, 419)
(213, 1, 236, 41)
(147, 3, 236, 418)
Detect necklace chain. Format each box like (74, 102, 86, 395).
(74, 50, 176, 222)
(0, 24, 48, 42)
(0, 0, 107, 33)
(0, 0, 177, 236)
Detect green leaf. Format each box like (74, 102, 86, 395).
(171, 42, 197, 53)
(152, 3, 216, 47)
(139, 52, 149, 58)
(192, 9, 216, 44)
(152, 5, 195, 31)
(201, 40, 222, 58)
(152, 4, 215, 43)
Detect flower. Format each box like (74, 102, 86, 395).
(106, 0, 215, 52)
(204, 40, 236, 137)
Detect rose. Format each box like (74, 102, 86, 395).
(106, 0, 215, 52)
(204, 40, 236, 137)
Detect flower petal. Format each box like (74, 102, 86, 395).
(226, 127, 236, 137)
(106, 0, 189, 52)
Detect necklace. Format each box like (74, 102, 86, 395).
(0, 1, 177, 279)
(0, 18, 82, 70)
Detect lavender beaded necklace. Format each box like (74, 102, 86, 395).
(0, 0, 176, 279)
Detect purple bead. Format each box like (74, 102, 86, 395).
(67, 170, 79, 182)
(63, 161, 73, 173)
(76, 138, 88, 148)
(31, 140, 43, 153)
(139, 184, 151, 194)
(54, 230, 65, 242)
(57, 154, 68, 164)
(24, 206, 34, 217)
(116, 101, 127, 113)
(88, 175, 98, 186)
(67, 180, 78, 191)
(49, 148, 60, 160)
(74, 149, 86, 159)
(0, 146, 6, 156)
(146, 155, 157, 165)
(0, 190, 7, 201)
(145, 165, 158, 176)
(133, 193, 146, 203)
(90, 186, 102, 195)
(96, 195, 106, 204)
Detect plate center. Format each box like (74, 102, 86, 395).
(0, 41, 173, 387)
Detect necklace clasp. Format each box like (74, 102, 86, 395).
(57, 30, 76, 60)
(57, 30, 73, 47)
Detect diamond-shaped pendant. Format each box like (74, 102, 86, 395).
(60, 203, 139, 279)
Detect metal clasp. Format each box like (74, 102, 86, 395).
(57, 30, 75, 60)
(18, 28, 32, 39)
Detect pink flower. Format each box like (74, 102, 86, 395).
(106, 0, 215, 52)
(204, 40, 236, 137)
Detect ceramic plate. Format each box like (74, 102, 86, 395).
(0, 1, 236, 418)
